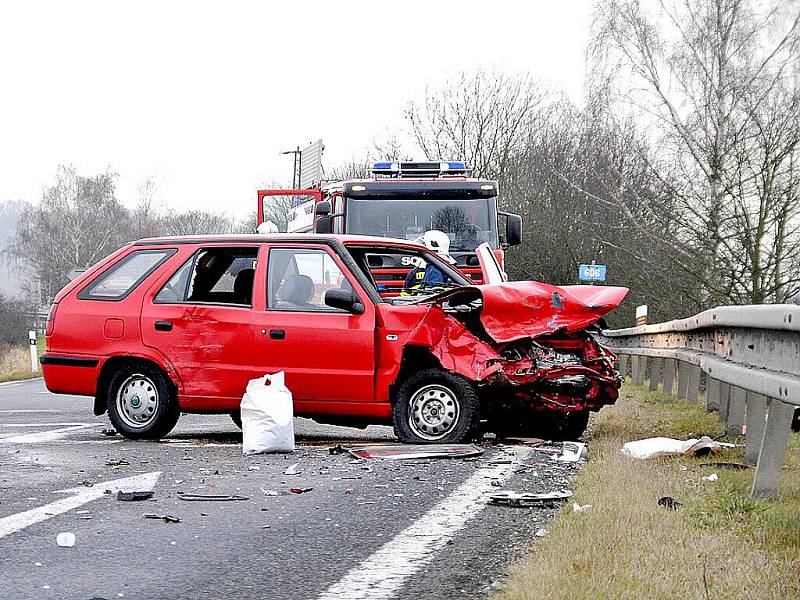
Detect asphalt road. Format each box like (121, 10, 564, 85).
(0, 378, 580, 600)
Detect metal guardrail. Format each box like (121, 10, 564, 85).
(600, 304, 800, 499)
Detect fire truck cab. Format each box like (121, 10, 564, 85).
(257, 161, 522, 292)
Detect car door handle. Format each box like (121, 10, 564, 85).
(154, 320, 173, 332)
(269, 329, 286, 340)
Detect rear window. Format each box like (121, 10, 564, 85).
(79, 249, 175, 301)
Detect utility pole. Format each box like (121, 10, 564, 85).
(281, 146, 301, 189)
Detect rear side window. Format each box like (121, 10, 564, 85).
(155, 247, 258, 306)
(79, 249, 175, 301)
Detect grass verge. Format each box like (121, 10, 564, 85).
(0, 338, 43, 383)
(495, 383, 800, 600)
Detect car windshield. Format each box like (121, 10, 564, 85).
(345, 197, 497, 252)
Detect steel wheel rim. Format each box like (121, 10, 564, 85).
(116, 374, 158, 429)
(408, 384, 460, 441)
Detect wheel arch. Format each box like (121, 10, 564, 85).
(94, 355, 179, 416)
(390, 345, 443, 405)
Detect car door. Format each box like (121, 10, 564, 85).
(141, 245, 261, 404)
(254, 243, 376, 404)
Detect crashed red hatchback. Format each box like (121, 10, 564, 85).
(41, 234, 627, 443)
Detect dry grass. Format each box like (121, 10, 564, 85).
(495, 384, 800, 600)
(0, 343, 38, 382)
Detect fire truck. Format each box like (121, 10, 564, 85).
(258, 160, 522, 294)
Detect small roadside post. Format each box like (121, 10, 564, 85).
(578, 262, 606, 286)
(28, 330, 38, 373)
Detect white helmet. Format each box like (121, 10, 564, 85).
(420, 230, 456, 264)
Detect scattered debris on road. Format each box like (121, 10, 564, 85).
(101, 428, 117, 437)
(117, 490, 153, 502)
(556, 442, 587, 463)
(329, 444, 346, 455)
(177, 493, 249, 502)
(144, 513, 181, 523)
(290, 487, 313, 494)
(56, 532, 76, 547)
(488, 490, 572, 508)
(105, 459, 129, 467)
(572, 502, 592, 512)
(283, 462, 301, 475)
(702, 473, 719, 482)
(116, 491, 154, 502)
(348, 443, 484, 460)
(658, 496, 683, 510)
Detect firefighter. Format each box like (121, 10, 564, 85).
(402, 230, 456, 295)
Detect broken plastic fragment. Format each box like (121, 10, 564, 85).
(290, 487, 312, 494)
(489, 491, 572, 507)
(702, 473, 719, 482)
(144, 513, 181, 523)
(56, 532, 76, 547)
(658, 496, 683, 510)
(178, 493, 249, 501)
(283, 463, 301, 475)
(116, 491, 154, 502)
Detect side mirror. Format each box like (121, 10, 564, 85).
(315, 200, 332, 217)
(316, 215, 333, 234)
(501, 212, 523, 246)
(324, 289, 364, 314)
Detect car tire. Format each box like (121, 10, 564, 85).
(393, 369, 480, 444)
(230, 410, 242, 429)
(106, 362, 180, 440)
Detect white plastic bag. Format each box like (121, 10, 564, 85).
(241, 372, 294, 455)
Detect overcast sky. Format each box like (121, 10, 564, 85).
(0, 1, 592, 218)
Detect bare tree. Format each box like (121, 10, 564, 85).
(405, 70, 549, 183)
(590, 0, 800, 305)
(13, 166, 130, 301)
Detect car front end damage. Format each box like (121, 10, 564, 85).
(404, 281, 628, 415)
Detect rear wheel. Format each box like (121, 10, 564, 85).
(393, 369, 480, 444)
(106, 362, 180, 440)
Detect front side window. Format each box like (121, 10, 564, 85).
(80, 249, 174, 301)
(155, 247, 258, 306)
(267, 247, 352, 311)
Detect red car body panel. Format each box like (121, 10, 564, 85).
(41, 234, 628, 425)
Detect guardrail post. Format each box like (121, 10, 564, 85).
(648, 358, 661, 392)
(686, 366, 701, 404)
(633, 356, 647, 386)
(677, 361, 689, 399)
(618, 355, 629, 379)
(719, 382, 731, 422)
(745, 393, 768, 466)
(663, 359, 676, 395)
(727, 387, 747, 436)
(706, 377, 720, 412)
(751, 399, 795, 499)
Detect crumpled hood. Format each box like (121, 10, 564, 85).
(418, 281, 629, 344)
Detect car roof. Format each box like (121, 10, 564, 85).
(132, 233, 423, 248)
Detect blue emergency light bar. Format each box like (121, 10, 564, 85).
(371, 161, 468, 177)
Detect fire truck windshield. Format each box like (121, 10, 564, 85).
(345, 197, 497, 252)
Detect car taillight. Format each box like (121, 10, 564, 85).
(45, 303, 58, 336)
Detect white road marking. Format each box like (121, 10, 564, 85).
(0, 424, 102, 444)
(0, 423, 90, 428)
(0, 410, 59, 414)
(0, 471, 161, 540)
(0, 378, 42, 387)
(317, 447, 531, 600)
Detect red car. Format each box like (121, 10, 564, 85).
(41, 234, 627, 443)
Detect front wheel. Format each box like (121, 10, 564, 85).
(393, 369, 480, 444)
(106, 362, 180, 440)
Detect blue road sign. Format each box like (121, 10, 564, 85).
(579, 264, 607, 282)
